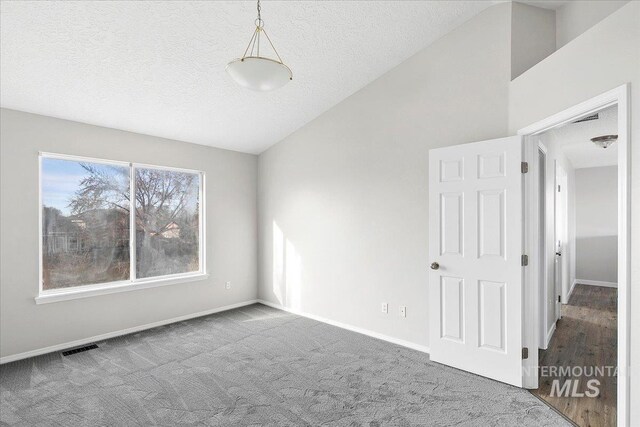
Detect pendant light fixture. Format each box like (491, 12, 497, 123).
(591, 134, 618, 149)
(226, 0, 292, 91)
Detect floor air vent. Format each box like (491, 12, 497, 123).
(62, 344, 98, 356)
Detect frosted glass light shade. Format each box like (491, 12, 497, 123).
(591, 134, 618, 149)
(226, 57, 292, 91)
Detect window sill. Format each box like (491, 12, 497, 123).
(35, 273, 210, 305)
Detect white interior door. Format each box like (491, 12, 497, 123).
(428, 136, 524, 387)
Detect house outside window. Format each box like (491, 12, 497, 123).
(39, 153, 205, 301)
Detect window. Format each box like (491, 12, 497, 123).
(40, 153, 204, 299)
(135, 167, 201, 279)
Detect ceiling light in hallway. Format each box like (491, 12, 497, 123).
(591, 134, 618, 149)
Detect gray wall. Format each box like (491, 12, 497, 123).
(575, 166, 618, 284)
(0, 109, 258, 358)
(258, 4, 513, 349)
(511, 2, 556, 80)
(555, 0, 630, 48)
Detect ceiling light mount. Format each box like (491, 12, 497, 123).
(226, 0, 292, 92)
(591, 134, 618, 149)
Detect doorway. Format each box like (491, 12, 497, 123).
(532, 104, 619, 426)
(519, 85, 629, 427)
(426, 84, 629, 427)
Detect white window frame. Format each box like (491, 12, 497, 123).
(36, 152, 208, 304)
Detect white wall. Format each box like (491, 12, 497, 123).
(511, 2, 556, 80)
(258, 4, 512, 349)
(575, 166, 618, 284)
(556, 0, 630, 48)
(259, 0, 639, 422)
(509, 2, 639, 423)
(537, 132, 576, 342)
(0, 109, 258, 359)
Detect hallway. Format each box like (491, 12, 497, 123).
(532, 284, 617, 427)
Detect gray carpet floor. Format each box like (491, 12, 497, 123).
(0, 303, 569, 426)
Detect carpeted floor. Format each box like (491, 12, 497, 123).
(1, 303, 569, 426)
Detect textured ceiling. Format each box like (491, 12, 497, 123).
(1, 1, 494, 154)
(548, 105, 618, 169)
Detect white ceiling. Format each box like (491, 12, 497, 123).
(1, 1, 495, 154)
(547, 105, 618, 169)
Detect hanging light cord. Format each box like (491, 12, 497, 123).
(241, 0, 285, 64)
(257, 0, 262, 25)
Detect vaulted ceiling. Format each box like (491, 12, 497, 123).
(1, 1, 495, 154)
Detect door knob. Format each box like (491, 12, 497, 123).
(430, 262, 440, 270)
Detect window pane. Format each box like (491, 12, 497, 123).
(135, 168, 200, 279)
(41, 158, 130, 290)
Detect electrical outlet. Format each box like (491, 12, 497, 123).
(400, 306, 407, 318)
(225, 281, 231, 290)
(381, 303, 388, 314)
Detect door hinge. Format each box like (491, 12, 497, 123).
(558, 185, 561, 192)
(558, 295, 561, 303)
(522, 347, 529, 360)
(521, 162, 529, 174)
(521, 254, 528, 266)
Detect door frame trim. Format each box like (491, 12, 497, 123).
(536, 142, 549, 351)
(518, 84, 630, 427)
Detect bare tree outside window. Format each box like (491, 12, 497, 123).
(41, 156, 202, 291)
(135, 168, 200, 278)
(41, 158, 130, 290)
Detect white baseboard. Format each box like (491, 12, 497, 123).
(257, 299, 430, 355)
(2, 299, 431, 364)
(575, 279, 617, 288)
(545, 323, 556, 349)
(566, 279, 577, 302)
(0, 299, 259, 364)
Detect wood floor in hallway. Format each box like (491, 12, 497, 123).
(532, 284, 617, 427)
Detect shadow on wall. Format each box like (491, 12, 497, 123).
(272, 221, 303, 310)
(576, 235, 618, 283)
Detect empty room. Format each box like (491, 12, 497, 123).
(0, 1, 638, 426)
